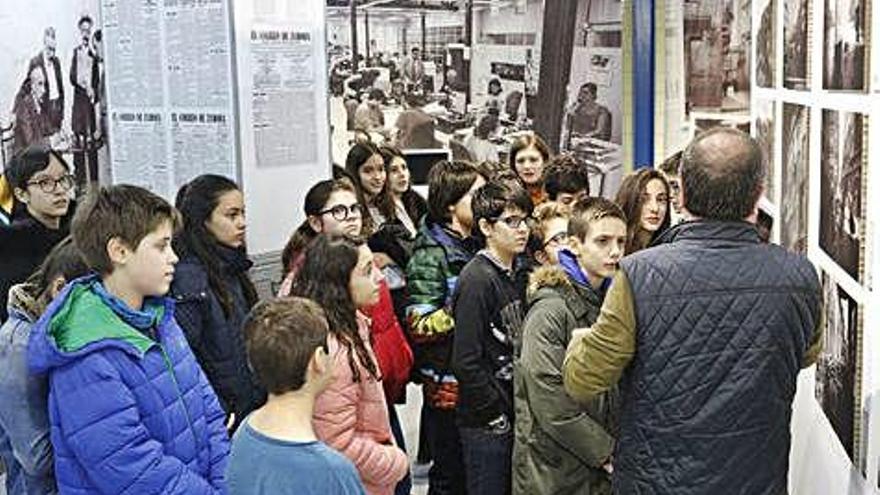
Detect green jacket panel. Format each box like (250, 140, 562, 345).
(513, 266, 616, 495)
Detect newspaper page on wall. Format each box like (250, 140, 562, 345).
(0, 0, 110, 195)
(101, 0, 238, 200)
(251, 24, 319, 168)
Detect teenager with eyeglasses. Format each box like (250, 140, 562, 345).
(0, 145, 75, 322)
(451, 181, 533, 495)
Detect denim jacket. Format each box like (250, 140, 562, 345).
(0, 283, 56, 494)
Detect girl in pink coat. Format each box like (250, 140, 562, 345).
(291, 233, 408, 495)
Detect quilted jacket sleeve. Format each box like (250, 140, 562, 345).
(564, 271, 636, 403)
(405, 246, 455, 341)
(313, 348, 408, 488)
(50, 353, 222, 495)
(523, 298, 615, 467)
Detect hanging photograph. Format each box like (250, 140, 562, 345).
(683, 0, 751, 117)
(823, 0, 868, 90)
(755, 0, 775, 87)
(783, 0, 810, 89)
(753, 99, 775, 200)
(0, 0, 108, 192)
(323, 0, 625, 196)
(820, 110, 866, 283)
(780, 103, 809, 252)
(815, 273, 862, 461)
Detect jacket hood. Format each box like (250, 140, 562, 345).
(28, 275, 170, 375)
(7, 282, 42, 322)
(527, 265, 572, 302)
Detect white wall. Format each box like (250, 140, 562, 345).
(474, 0, 543, 37)
(232, 0, 331, 255)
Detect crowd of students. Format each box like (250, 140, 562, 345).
(0, 125, 812, 495)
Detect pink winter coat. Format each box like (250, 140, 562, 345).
(313, 313, 409, 495)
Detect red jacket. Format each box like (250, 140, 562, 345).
(364, 280, 413, 403)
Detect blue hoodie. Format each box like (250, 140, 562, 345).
(557, 249, 612, 293)
(28, 275, 230, 495)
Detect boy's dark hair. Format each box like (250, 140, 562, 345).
(544, 154, 590, 200)
(72, 185, 181, 274)
(426, 160, 483, 225)
(472, 181, 533, 229)
(5, 144, 70, 190)
(244, 298, 330, 395)
(569, 197, 626, 241)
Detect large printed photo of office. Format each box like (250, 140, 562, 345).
(325, 0, 624, 197)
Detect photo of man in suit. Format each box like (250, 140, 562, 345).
(29, 27, 64, 133)
(70, 14, 99, 188)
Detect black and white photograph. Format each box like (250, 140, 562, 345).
(823, 0, 867, 90)
(753, 99, 775, 199)
(780, 102, 809, 252)
(0, 1, 108, 193)
(683, 0, 751, 116)
(820, 110, 866, 283)
(783, 0, 810, 89)
(816, 273, 861, 461)
(324, 0, 624, 194)
(755, 0, 775, 87)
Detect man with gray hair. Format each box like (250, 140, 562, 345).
(563, 128, 822, 494)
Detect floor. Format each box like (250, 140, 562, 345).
(0, 385, 427, 495)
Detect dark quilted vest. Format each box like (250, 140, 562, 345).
(614, 221, 821, 495)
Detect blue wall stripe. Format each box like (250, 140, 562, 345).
(632, 0, 655, 169)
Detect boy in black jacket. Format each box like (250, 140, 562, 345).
(451, 181, 532, 495)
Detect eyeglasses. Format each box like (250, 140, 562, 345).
(27, 174, 75, 194)
(493, 215, 532, 229)
(543, 231, 569, 248)
(319, 203, 363, 221)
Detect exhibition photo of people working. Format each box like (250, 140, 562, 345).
(0, 0, 878, 494)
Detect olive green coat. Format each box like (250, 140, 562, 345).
(513, 265, 617, 495)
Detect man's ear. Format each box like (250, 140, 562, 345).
(106, 236, 130, 266)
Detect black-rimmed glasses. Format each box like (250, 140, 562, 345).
(319, 203, 363, 221)
(27, 174, 75, 194)
(493, 215, 532, 230)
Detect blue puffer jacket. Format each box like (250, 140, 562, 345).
(28, 276, 230, 495)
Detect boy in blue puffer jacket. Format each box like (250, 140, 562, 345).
(28, 185, 230, 494)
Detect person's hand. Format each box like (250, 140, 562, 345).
(567, 327, 590, 355)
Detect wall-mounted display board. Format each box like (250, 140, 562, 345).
(323, 0, 628, 197)
(101, 0, 239, 200)
(748, 0, 880, 491)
